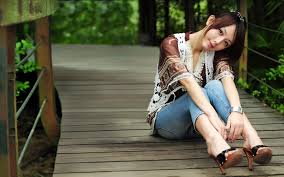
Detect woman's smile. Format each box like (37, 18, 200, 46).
(208, 40, 214, 49)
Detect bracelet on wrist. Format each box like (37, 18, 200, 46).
(230, 106, 243, 114)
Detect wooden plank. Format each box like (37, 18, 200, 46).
(55, 81, 153, 85)
(54, 74, 154, 81)
(58, 99, 262, 105)
(60, 130, 150, 139)
(56, 142, 210, 154)
(0, 0, 57, 26)
(57, 142, 284, 154)
(61, 108, 146, 113)
(60, 108, 281, 116)
(58, 135, 284, 145)
(60, 117, 284, 126)
(35, 16, 59, 142)
(59, 101, 265, 109)
(56, 84, 154, 91)
(60, 100, 149, 109)
(61, 124, 149, 132)
(58, 99, 263, 106)
(55, 150, 219, 163)
(58, 128, 284, 142)
(53, 166, 284, 177)
(60, 111, 283, 119)
(57, 93, 258, 100)
(60, 123, 284, 132)
(53, 156, 284, 173)
(55, 146, 284, 164)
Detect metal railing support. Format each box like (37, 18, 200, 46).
(0, 26, 19, 177)
(35, 16, 60, 143)
(18, 98, 47, 165)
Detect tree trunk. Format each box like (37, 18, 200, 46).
(253, 0, 265, 25)
(196, 0, 200, 25)
(184, 0, 195, 31)
(138, 0, 156, 45)
(207, 0, 213, 16)
(164, 0, 170, 37)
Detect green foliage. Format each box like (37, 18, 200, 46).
(16, 39, 33, 55)
(245, 1, 284, 113)
(156, 1, 185, 39)
(16, 81, 30, 97)
(237, 53, 284, 113)
(237, 78, 250, 89)
(15, 40, 39, 73)
(265, 0, 284, 16)
(265, 55, 284, 80)
(169, 1, 185, 33)
(15, 39, 39, 97)
(51, 0, 138, 44)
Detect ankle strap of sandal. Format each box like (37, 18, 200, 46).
(217, 147, 236, 165)
(251, 145, 268, 157)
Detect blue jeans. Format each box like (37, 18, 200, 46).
(154, 80, 231, 139)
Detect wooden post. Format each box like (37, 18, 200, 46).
(0, 26, 18, 177)
(35, 16, 59, 143)
(184, 0, 195, 31)
(138, 0, 157, 45)
(164, 0, 170, 37)
(238, 0, 248, 81)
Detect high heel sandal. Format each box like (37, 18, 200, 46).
(209, 147, 243, 175)
(243, 145, 272, 170)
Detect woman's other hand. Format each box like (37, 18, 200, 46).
(225, 112, 244, 142)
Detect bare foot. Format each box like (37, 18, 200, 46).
(242, 128, 264, 150)
(206, 132, 235, 157)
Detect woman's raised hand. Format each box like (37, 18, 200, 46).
(225, 112, 244, 142)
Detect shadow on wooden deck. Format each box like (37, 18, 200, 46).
(52, 45, 284, 177)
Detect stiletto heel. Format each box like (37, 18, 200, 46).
(243, 145, 272, 170)
(243, 148, 253, 170)
(211, 156, 225, 174)
(209, 147, 243, 175)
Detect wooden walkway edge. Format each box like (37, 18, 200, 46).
(52, 45, 284, 177)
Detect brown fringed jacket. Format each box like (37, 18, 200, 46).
(147, 32, 234, 134)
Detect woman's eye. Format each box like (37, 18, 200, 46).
(219, 29, 223, 35)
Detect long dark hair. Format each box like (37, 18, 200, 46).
(205, 12, 247, 64)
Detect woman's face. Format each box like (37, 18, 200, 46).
(202, 24, 236, 51)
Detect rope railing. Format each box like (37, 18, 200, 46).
(244, 23, 283, 98)
(248, 22, 284, 35)
(16, 68, 46, 120)
(15, 51, 49, 166)
(1, 7, 59, 175)
(246, 71, 284, 97)
(18, 98, 47, 165)
(247, 47, 282, 64)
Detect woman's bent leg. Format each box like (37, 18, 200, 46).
(155, 88, 210, 140)
(242, 113, 264, 147)
(195, 114, 231, 156)
(204, 80, 231, 123)
(241, 113, 272, 168)
(195, 114, 243, 173)
(155, 94, 195, 139)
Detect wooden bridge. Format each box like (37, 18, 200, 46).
(51, 45, 284, 177)
(1, 1, 284, 176)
